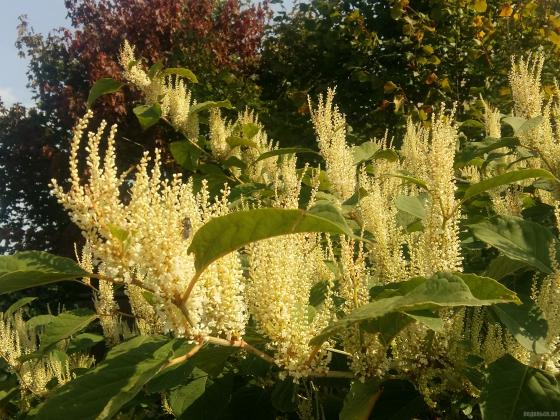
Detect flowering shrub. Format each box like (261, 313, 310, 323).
(1, 45, 560, 418)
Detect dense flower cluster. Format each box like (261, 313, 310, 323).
(42, 43, 560, 407)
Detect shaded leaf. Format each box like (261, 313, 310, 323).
(469, 216, 554, 274)
(463, 168, 555, 200)
(39, 309, 97, 352)
(491, 301, 548, 354)
(87, 78, 123, 107)
(133, 103, 162, 130)
(340, 379, 381, 420)
(255, 147, 319, 163)
(480, 354, 560, 420)
(312, 272, 518, 345)
(4, 297, 36, 318)
(0, 252, 89, 294)
(161, 67, 198, 83)
(35, 336, 185, 420)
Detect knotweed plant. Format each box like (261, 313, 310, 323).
(1, 45, 560, 418)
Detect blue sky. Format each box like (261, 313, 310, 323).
(1, 0, 69, 107)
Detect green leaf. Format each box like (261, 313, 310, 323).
(133, 103, 162, 130)
(340, 379, 381, 420)
(404, 309, 443, 332)
(241, 122, 260, 140)
(161, 67, 198, 83)
(169, 368, 207, 416)
(386, 173, 428, 190)
(395, 195, 427, 220)
(484, 255, 527, 280)
(170, 141, 201, 172)
(255, 147, 319, 163)
(4, 297, 36, 317)
(469, 216, 554, 274)
(271, 379, 297, 412)
(178, 374, 233, 420)
(226, 135, 258, 149)
(35, 336, 185, 420)
(352, 141, 380, 164)
(463, 168, 555, 201)
(188, 345, 238, 377)
(480, 354, 560, 420)
(86, 78, 123, 108)
(147, 61, 164, 79)
(188, 206, 353, 274)
(361, 312, 415, 346)
(491, 301, 548, 354)
(39, 309, 97, 352)
(373, 149, 399, 162)
(503, 116, 544, 135)
(107, 223, 129, 243)
(189, 100, 232, 115)
(311, 272, 518, 345)
(0, 251, 89, 294)
(67, 333, 104, 354)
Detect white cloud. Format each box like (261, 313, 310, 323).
(0, 87, 17, 106)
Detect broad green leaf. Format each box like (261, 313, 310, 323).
(502, 116, 526, 133)
(373, 148, 399, 162)
(0, 251, 89, 294)
(370, 380, 430, 420)
(491, 301, 548, 354)
(456, 137, 519, 164)
(187, 345, 238, 377)
(67, 333, 104, 354)
(387, 173, 428, 190)
(352, 141, 380, 164)
(147, 61, 164, 79)
(480, 354, 560, 420)
(226, 135, 258, 149)
(395, 195, 427, 220)
(189, 100, 232, 115)
(462, 168, 555, 200)
(518, 116, 545, 135)
(404, 309, 443, 332)
(271, 379, 297, 412)
(39, 309, 97, 352)
(340, 379, 381, 420)
(484, 255, 527, 280)
(241, 122, 260, 139)
(503, 116, 544, 135)
(311, 272, 518, 345)
(4, 297, 36, 317)
(133, 103, 162, 130)
(169, 141, 201, 172)
(361, 312, 415, 346)
(255, 147, 319, 163)
(469, 216, 554, 274)
(161, 67, 198, 83)
(178, 374, 234, 420)
(169, 368, 207, 417)
(86, 78, 124, 108)
(188, 206, 353, 273)
(26, 314, 56, 329)
(35, 336, 185, 420)
(107, 223, 129, 243)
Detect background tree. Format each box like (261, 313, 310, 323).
(259, 0, 560, 145)
(1, 0, 269, 255)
